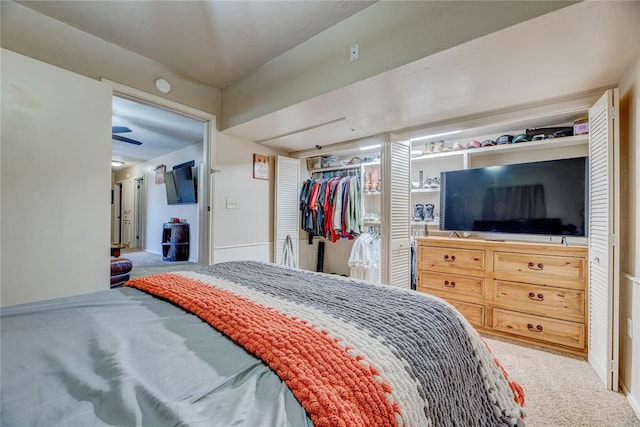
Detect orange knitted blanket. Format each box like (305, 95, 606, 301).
(127, 273, 400, 427)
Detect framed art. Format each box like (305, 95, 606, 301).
(155, 164, 166, 184)
(253, 154, 269, 180)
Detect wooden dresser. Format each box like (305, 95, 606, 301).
(417, 236, 588, 357)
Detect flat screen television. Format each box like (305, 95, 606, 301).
(164, 166, 197, 205)
(439, 157, 588, 236)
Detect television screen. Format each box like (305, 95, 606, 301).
(164, 166, 197, 205)
(440, 157, 588, 236)
(174, 166, 197, 204)
(164, 170, 181, 205)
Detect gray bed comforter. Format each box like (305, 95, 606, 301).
(1, 261, 525, 426)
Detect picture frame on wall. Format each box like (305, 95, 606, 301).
(155, 164, 166, 184)
(253, 154, 269, 180)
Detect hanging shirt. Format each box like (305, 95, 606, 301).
(348, 231, 381, 284)
(345, 176, 362, 235)
(332, 177, 348, 232)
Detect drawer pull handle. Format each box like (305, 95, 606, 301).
(444, 255, 456, 261)
(527, 323, 543, 332)
(528, 292, 544, 301)
(444, 280, 456, 288)
(527, 262, 544, 270)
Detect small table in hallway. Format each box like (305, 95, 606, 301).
(111, 244, 125, 258)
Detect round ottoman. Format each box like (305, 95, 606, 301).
(110, 258, 133, 288)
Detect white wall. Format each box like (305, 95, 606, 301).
(213, 133, 286, 263)
(1, 49, 112, 306)
(221, 1, 574, 129)
(114, 144, 203, 263)
(0, 1, 220, 118)
(619, 51, 640, 418)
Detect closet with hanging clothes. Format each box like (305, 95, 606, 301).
(286, 134, 411, 288)
(289, 137, 383, 278)
(299, 167, 363, 244)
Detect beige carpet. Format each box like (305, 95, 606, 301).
(121, 248, 201, 279)
(485, 336, 640, 427)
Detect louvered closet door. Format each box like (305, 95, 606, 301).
(382, 138, 411, 288)
(274, 156, 300, 267)
(588, 89, 620, 391)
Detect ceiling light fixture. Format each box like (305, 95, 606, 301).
(360, 143, 381, 151)
(410, 130, 461, 142)
(112, 160, 124, 167)
(155, 78, 171, 94)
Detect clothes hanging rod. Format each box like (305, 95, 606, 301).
(310, 164, 361, 174)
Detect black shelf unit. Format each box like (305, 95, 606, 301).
(162, 222, 190, 261)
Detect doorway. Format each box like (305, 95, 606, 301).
(106, 80, 216, 265)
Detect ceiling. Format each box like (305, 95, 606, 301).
(224, 0, 640, 154)
(14, 0, 376, 168)
(13, 1, 640, 161)
(111, 96, 204, 169)
(16, 0, 375, 89)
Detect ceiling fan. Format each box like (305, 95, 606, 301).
(112, 126, 142, 145)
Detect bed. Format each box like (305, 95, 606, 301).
(1, 261, 525, 426)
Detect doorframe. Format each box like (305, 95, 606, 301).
(112, 181, 123, 244)
(102, 79, 216, 265)
(133, 176, 145, 249)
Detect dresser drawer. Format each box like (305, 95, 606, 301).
(418, 271, 484, 302)
(492, 280, 585, 322)
(492, 308, 585, 349)
(493, 252, 585, 289)
(447, 300, 485, 328)
(419, 246, 485, 273)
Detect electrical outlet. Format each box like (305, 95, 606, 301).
(309, 252, 316, 261)
(628, 318, 633, 339)
(350, 43, 359, 62)
(225, 198, 239, 209)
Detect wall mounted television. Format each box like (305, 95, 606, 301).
(439, 157, 588, 236)
(164, 166, 197, 205)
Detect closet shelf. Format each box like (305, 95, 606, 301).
(467, 134, 588, 157)
(411, 134, 588, 161)
(411, 188, 440, 193)
(411, 221, 439, 226)
(362, 160, 381, 166)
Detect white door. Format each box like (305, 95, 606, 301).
(588, 88, 620, 390)
(121, 178, 134, 247)
(381, 136, 412, 288)
(274, 156, 300, 267)
(1, 49, 112, 306)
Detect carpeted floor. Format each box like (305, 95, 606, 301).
(121, 248, 201, 279)
(485, 336, 640, 427)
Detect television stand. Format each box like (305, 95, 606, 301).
(416, 236, 588, 358)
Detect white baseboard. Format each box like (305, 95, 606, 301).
(621, 273, 640, 421)
(213, 242, 272, 263)
(620, 382, 640, 421)
(625, 273, 640, 286)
